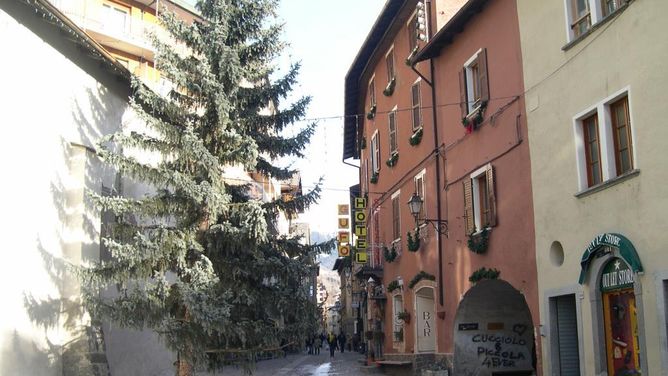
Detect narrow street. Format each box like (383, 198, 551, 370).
(218, 350, 371, 376)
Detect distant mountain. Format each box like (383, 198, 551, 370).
(312, 230, 338, 270)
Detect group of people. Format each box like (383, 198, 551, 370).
(305, 332, 348, 359)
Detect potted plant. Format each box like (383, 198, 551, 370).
(383, 245, 398, 262)
(383, 77, 396, 96)
(370, 172, 379, 184)
(467, 227, 490, 254)
(409, 126, 423, 146)
(366, 104, 377, 120)
(386, 151, 399, 167)
(387, 280, 400, 293)
(407, 229, 420, 252)
(397, 310, 410, 324)
(393, 328, 404, 342)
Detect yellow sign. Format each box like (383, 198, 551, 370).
(338, 217, 349, 229)
(354, 197, 367, 209)
(355, 210, 367, 223)
(355, 225, 367, 237)
(356, 238, 367, 250)
(355, 252, 368, 263)
(338, 204, 350, 216)
(338, 244, 350, 257)
(338, 231, 350, 243)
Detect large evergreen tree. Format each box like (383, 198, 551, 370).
(82, 0, 330, 373)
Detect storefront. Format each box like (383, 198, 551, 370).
(578, 233, 646, 375)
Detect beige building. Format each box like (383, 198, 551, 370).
(517, 0, 668, 375)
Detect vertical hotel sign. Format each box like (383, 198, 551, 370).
(338, 204, 350, 257)
(354, 197, 367, 263)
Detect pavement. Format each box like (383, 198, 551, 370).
(214, 348, 370, 376)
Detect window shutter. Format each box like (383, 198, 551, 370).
(555, 295, 581, 375)
(478, 48, 489, 103)
(459, 68, 468, 117)
(463, 179, 474, 234)
(486, 164, 496, 227)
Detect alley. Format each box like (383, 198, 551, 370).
(219, 350, 372, 376)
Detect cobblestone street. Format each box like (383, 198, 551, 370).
(218, 349, 371, 376)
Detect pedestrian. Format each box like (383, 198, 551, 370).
(306, 336, 312, 355)
(338, 332, 346, 353)
(327, 331, 337, 359)
(314, 335, 322, 355)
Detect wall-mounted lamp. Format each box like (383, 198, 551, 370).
(407, 192, 448, 237)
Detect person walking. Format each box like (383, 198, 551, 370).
(314, 335, 321, 355)
(338, 332, 346, 353)
(327, 331, 337, 359)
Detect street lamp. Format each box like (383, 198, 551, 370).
(407, 192, 448, 237)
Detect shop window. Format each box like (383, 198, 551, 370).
(459, 48, 489, 116)
(550, 294, 581, 375)
(463, 164, 496, 234)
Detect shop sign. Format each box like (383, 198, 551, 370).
(601, 258, 634, 292)
(355, 252, 367, 263)
(338, 204, 350, 216)
(338, 231, 350, 243)
(338, 244, 350, 257)
(338, 217, 349, 229)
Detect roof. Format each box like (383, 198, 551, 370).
(342, 0, 406, 160)
(412, 0, 489, 63)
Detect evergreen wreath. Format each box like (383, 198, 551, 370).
(468, 267, 500, 284)
(407, 229, 420, 252)
(387, 280, 400, 293)
(408, 271, 436, 289)
(383, 77, 396, 96)
(383, 245, 398, 262)
(409, 127, 423, 146)
(386, 151, 399, 167)
(467, 227, 490, 254)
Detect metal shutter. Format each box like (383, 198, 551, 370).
(556, 295, 580, 375)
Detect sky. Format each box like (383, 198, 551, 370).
(275, 0, 386, 238)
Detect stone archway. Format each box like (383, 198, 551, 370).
(453, 279, 535, 376)
(414, 286, 436, 353)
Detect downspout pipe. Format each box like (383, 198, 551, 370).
(412, 0, 444, 308)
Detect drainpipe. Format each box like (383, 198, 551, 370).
(412, 0, 445, 309)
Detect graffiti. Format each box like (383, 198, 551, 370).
(512, 323, 528, 336)
(472, 334, 526, 346)
(477, 341, 527, 368)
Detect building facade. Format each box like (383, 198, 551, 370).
(343, 0, 540, 374)
(516, 0, 668, 374)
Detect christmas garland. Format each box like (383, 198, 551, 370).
(468, 267, 500, 284)
(387, 280, 400, 293)
(467, 227, 490, 254)
(383, 245, 398, 262)
(407, 229, 420, 252)
(408, 271, 435, 289)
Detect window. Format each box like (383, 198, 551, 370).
(386, 48, 395, 82)
(610, 96, 633, 175)
(549, 294, 581, 375)
(574, 91, 635, 191)
(463, 164, 496, 234)
(388, 109, 398, 154)
(371, 131, 380, 174)
(407, 14, 418, 53)
(369, 77, 376, 108)
(582, 113, 602, 187)
(565, 0, 628, 41)
(391, 191, 401, 241)
(414, 169, 426, 220)
(459, 48, 489, 116)
(102, 1, 130, 35)
(411, 81, 422, 130)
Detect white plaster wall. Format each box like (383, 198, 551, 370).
(516, 0, 668, 374)
(0, 5, 175, 375)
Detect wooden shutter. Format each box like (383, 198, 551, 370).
(486, 164, 497, 227)
(478, 48, 489, 103)
(463, 179, 474, 234)
(459, 68, 468, 117)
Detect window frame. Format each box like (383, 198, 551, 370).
(582, 112, 602, 187)
(573, 88, 636, 193)
(411, 79, 422, 131)
(102, 0, 131, 35)
(414, 169, 426, 222)
(392, 293, 405, 342)
(388, 107, 398, 154)
(464, 163, 496, 235)
(391, 190, 401, 242)
(609, 96, 633, 176)
(546, 287, 585, 376)
(564, 0, 628, 42)
(407, 12, 418, 54)
(460, 48, 489, 117)
(371, 130, 380, 174)
(386, 47, 396, 82)
(368, 75, 376, 109)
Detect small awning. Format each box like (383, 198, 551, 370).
(579, 233, 643, 284)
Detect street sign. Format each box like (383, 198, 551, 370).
(355, 252, 367, 263)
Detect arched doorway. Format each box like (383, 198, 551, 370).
(453, 279, 535, 376)
(415, 287, 435, 352)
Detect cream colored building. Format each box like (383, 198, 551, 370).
(517, 0, 668, 375)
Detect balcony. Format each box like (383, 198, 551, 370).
(52, 0, 156, 59)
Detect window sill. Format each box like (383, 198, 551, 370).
(575, 169, 640, 198)
(562, 1, 632, 51)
